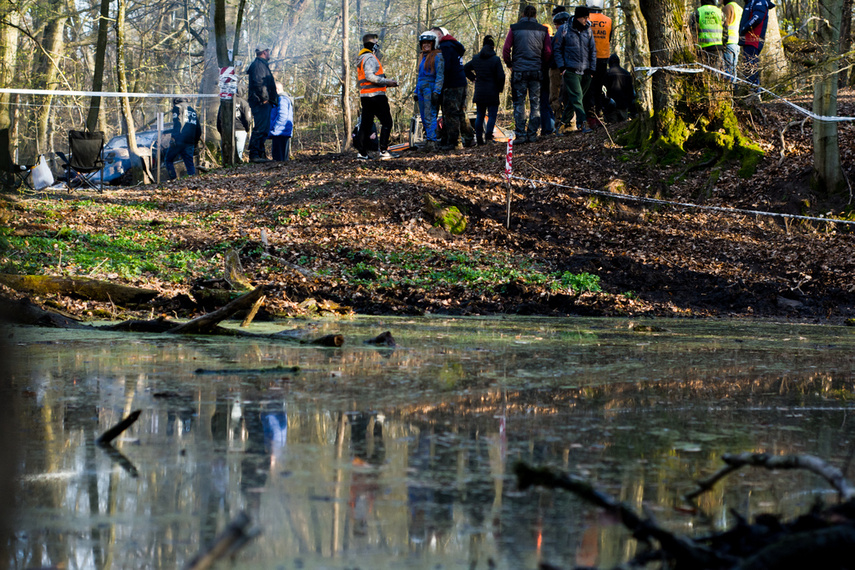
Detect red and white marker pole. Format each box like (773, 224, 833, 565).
(504, 138, 514, 228)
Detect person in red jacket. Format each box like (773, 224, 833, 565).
(739, 0, 775, 89)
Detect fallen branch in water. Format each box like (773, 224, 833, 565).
(686, 452, 855, 502)
(517, 454, 855, 569)
(96, 409, 141, 446)
(183, 511, 259, 570)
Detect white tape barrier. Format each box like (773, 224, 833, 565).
(0, 88, 217, 99)
(637, 62, 855, 123)
(507, 174, 855, 226)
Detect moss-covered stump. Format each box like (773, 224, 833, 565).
(423, 193, 467, 235)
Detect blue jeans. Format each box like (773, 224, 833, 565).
(165, 142, 195, 179)
(743, 44, 762, 88)
(474, 103, 498, 141)
(417, 85, 440, 142)
(511, 72, 541, 139)
(723, 44, 740, 82)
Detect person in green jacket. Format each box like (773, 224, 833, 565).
(691, 0, 725, 67)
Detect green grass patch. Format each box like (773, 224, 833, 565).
(337, 248, 601, 294)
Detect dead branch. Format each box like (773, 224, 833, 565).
(687, 452, 855, 502)
(167, 286, 266, 335)
(183, 511, 259, 570)
(96, 409, 141, 446)
(261, 252, 318, 278)
(514, 462, 735, 568)
(240, 294, 266, 327)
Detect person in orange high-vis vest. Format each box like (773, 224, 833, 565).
(355, 34, 400, 160)
(583, 0, 612, 129)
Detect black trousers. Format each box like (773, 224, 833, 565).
(356, 95, 393, 154)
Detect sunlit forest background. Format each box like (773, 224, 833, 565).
(0, 0, 848, 156)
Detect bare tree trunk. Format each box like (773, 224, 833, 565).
(86, 0, 111, 132)
(761, 7, 790, 89)
(620, 0, 652, 117)
(116, 0, 152, 183)
(341, 0, 352, 153)
(841, 0, 852, 86)
(33, 1, 65, 154)
(214, 0, 234, 165)
(378, 0, 393, 44)
(813, 0, 844, 195)
(0, 1, 19, 130)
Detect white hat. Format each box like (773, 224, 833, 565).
(255, 45, 270, 54)
(586, 0, 604, 10)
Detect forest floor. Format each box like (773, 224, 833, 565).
(2, 90, 855, 325)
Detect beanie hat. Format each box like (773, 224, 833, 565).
(574, 6, 590, 18)
(483, 35, 495, 48)
(552, 5, 567, 15)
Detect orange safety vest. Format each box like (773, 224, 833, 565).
(357, 51, 387, 95)
(588, 12, 612, 60)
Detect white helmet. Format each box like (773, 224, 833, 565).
(586, 0, 604, 10)
(418, 30, 439, 50)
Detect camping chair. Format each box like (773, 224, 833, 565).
(0, 128, 35, 192)
(56, 130, 105, 192)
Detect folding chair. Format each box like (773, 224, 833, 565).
(56, 130, 105, 192)
(0, 128, 35, 192)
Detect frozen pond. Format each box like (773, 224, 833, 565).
(6, 316, 855, 569)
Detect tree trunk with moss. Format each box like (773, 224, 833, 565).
(812, 0, 844, 195)
(619, 0, 763, 178)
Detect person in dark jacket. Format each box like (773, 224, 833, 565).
(165, 97, 201, 180)
(246, 46, 277, 163)
(553, 6, 596, 134)
(739, 0, 774, 89)
(216, 93, 252, 162)
(604, 54, 635, 122)
(502, 5, 552, 144)
(550, 8, 571, 130)
(432, 27, 475, 150)
(464, 35, 505, 145)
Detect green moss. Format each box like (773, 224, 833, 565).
(649, 108, 690, 165)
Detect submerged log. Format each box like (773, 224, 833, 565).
(0, 295, 86, 328)
(0, 274, 159, 305)
(184, 511, 258, 570)
(96, 409, 142, 446)
(167, 286, 266, 335)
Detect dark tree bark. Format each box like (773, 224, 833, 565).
(214, 0, 234, 165)
(86, 0, 111, 132)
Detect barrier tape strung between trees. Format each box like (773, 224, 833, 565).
(0, 88, 217, 99)
(506, 174, 855, 227)
(636, 62, 855, 123)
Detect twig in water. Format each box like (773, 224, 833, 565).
(96, 409, 142, 446)
(183, 511, 260, 570)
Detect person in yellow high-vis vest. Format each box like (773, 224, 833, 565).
(691, 0, 725, 67)
(583, 0, 612, 130)
(722, 0, 744, 82)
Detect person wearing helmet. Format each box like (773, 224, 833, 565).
(414, 31, 444, 152)
(550, 7, 571, 131)
(464, 35, 505, 145)
(246, 46, 278, 163)
(501, 5, 552, 144)
(584, 0, 613, 129)
(432, 27, 476, 150)
(355, 34, 400, 160)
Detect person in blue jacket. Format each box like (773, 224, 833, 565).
(414, 31, 444, 152)
(165, 97, 202, 179)
(269, 82, 294, 162)
(738, 0, 775, 89)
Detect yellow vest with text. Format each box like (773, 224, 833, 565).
(697, 5, 724, 48)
